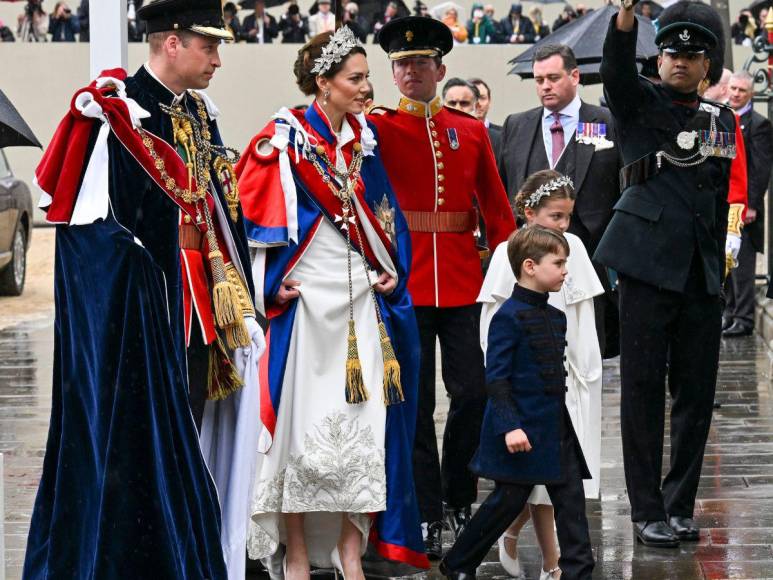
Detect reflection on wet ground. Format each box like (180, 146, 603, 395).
(2, 321, 772, 579)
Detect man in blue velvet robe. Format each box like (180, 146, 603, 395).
(23, 1, 259, 578)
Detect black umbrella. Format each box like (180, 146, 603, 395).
(748, 0, 773, 19)
(508, 4, 658, 85)
(0, 89, 41, 149)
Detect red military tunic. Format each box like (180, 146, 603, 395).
(369, 96, 515, 307)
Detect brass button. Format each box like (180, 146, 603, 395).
(438, 174, 445, 182)
(438, 186, 445, 193)
(436, 151, 443, 158)
(429, 120, 435, 128)
(437, 162, 444, 170)
(433, 140, 440, 148)
(431, 130, 438, 137)
(183, 214, 192, 224)
(437, 198, 445, 206)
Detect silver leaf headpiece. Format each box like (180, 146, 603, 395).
(525, 175, 574, 208)
(311, 26, 362, 75)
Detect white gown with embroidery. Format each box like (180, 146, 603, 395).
(478, 232, 605, 500)
(247, 119, 392, 567)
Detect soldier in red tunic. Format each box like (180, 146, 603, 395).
(369, 16, 516, 559)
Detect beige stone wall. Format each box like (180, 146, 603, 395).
(0, 0, 761, 221)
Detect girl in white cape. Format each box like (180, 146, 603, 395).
(478, 169, 604, 580)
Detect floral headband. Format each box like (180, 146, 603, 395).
(311, 26, 363, 75)
(524, 175, 574, 208)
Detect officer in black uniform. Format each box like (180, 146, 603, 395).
(595, 0, 745, 547)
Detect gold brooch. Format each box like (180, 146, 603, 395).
(406, 30, 414, 42)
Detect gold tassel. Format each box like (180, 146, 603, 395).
(207, 335, 244, 400)
(209, 247, 241, 327)
(378, 322, 404, 405)
(224, 319, 251, 350)
(346, 320, 369, 404)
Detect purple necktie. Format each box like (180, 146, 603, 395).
(550, 112, 564, 167)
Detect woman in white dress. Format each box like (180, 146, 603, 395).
(478, 170, 604, 580)
(235, 28, 428, 580)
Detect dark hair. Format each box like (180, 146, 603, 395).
(294, 32, 368, 96)
(365, 80, 375, 101)
(507, 226, 569, 278)
(514, 169, 575, 218)
(468, 77, 491, 99)
(441, 77, 480, 101)
(532, 44, 577, 72)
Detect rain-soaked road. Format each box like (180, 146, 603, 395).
(2, 320, 772, 579)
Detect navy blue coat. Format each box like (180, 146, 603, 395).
(470, 285, 591, 485)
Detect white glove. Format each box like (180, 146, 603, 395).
(725, 234, 741, 267)
(234, 316, 266, 375)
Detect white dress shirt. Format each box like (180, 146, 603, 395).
(542, 93, 581, 168)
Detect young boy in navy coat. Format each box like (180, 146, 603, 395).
(440, 226, 595, 580)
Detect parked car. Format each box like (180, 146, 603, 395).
(0, 148, 33, 295)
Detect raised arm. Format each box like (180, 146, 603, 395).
(600, 3, 647, 120)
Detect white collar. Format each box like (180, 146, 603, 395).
(543, 93, 581, 120)
(143, 62, 186, 104)
(735, 101, 753, 117)
(337, 115, 356, 148)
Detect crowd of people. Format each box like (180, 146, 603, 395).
(1, 0, 640, 45)
(17, 0, 773, 579)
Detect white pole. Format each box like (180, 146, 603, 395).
(1, 452, 5, 580)
(89, 0, 128, 80)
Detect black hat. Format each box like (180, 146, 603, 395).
(378, 16, 453, 60)
(138, 0, 233, 40)
(655, 0, 720, 54)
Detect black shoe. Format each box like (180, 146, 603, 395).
(444, 505, 472, 539)
(723, 321, 753, 337)
(424, 521, 444, 560)
(722, 316, 733, 331)
(633, 520, 680, 547)
(668, 515, 700, 541)
(439, 560, 477, 579)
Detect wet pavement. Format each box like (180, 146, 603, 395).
(2, 320, 773, 580)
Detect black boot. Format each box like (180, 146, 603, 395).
(668, 515, 700, 541)
(444, 505, 472, 539)
(439, 559, 477, 579)
(633, 520, 680, 547)
(424, 521, 444, 560)
(723, 321, 753, 337)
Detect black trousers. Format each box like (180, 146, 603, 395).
(413, 304, 487, 523)
(725, 230, 757, 328)
(443, 419, 594, 580)
(618, 270, 721, 522)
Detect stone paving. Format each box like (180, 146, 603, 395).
(2, 320, 773, 579)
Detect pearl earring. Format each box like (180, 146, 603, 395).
(324, 90, 330, 105)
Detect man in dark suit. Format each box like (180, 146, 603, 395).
(497, 43, 621, 357)
(500, 3, 535, 43)
(241, 0, 278, 43)
(469, 77, 502, 154)
(723, 70, 773, 336)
